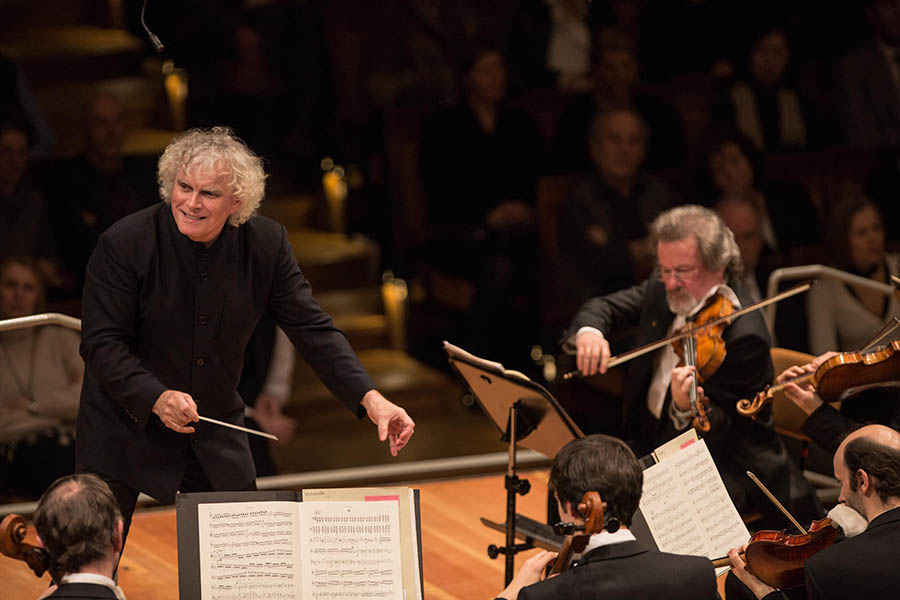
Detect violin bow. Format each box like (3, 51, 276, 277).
(746, 471, 807, 534)
(859, 317, 900, 353)
(709, 471, 808, 567)
(563, 281, 813, 380)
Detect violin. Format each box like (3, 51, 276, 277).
(737, 339, 900, 418)
(549, 491, 605, 575)
(673, 293, 735, 432)
(741, 518, 840, 589)
(712, 518, 840, 589)
(711, 471, 841, 589)
(0, 514, 60, 584)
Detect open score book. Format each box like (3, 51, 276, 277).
(179, 487, 422, 600)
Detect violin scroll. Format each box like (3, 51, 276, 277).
(736, 386, 775, 418)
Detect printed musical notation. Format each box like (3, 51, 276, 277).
(300, 502, 403, 600)
(640, 439, 749, 560)
(199, 501, 301, 600)
(197, 500, 404, 600)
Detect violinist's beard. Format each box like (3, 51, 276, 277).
(666, 287, 696, 316)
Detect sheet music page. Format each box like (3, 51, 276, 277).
(640, 459, 709, 556)
(672, 440, 750, 557)
(300, 500, 404, 600)
(302, 488, 422, 600)
(197, 501, 301, 600)
(640, 438, 750, 562)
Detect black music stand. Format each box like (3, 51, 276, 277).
(444, 341, 583, 585)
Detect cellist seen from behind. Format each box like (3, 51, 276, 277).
(495, 434, 718, 600)
(563, 205, 820, 526)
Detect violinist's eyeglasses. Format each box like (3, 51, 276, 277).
(656, 265, 699, 284)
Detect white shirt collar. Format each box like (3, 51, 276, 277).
(578, 528, 637, 556)
(61, 573, 126, 600)
(682, 282, 742, 320)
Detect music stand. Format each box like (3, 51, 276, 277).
(444, 342, 583, 585)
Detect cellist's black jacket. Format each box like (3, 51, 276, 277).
(515, 540, 718, 600)
(77, 203, 375, 502)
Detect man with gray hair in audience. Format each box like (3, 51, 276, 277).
(33, 473, 126, 599)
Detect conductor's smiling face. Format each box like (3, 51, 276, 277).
(170, 167, 241, 246)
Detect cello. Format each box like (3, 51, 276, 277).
(549, 491, 608, 574)
(0, 513, 61, 584)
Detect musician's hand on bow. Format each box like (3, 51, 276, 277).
(361, 390, 415, 457)
(152, 390, 199, 433)
(497, 550, 559, 600)
(576, 331, 610, 376)
(728, 545, 776, 600)
(671, 365, 704, 411)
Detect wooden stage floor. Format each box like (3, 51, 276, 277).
(5, 470, 554, 600)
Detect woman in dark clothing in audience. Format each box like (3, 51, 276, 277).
(418, 46, 542, 363)
(713, 23, 822, 154)
(698, 131, 820, 258)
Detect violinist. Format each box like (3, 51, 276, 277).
(31, 473, 126, 599)
(728, 424, 900, 600)
(495, 434, 717, 600)
(564, 204, 820, 526)
(778, 352, 900, 455)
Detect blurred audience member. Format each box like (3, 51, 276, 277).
(419, 46, 541, 362)
(864, 150, 900, 244)
(836, 0, 900, 148)
(559, 109, 677, 302)
(237, 315, 297, 477)
(0, 121, 60, 284)
(0, 256, 81, 499)
(0, 53, 54, 157)
(714, 23, 819, 153)
(544, 0, 593, 91)
(699, 132, 820, 256)
(715, 197, 765, 303)
(555, 28, 685, 172)
(807, 197, 900, 355)
(49, 93, 156, 298)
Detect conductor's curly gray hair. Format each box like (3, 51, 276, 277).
(650, 204, 743, 281)
(157, 127, 266, 226)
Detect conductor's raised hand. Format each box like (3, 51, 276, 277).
(576, 330, 610, 376)
(361, 390, 415, 456)
(152, 390, 199, 433)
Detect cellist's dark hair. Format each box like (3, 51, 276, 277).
(845, 437, 900, 503)
(33, 474, 121, 575)
(549, 434, 643, 527)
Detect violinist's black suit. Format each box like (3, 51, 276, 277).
(515, 540, 717, 600)
(565, 276, 821, 525)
